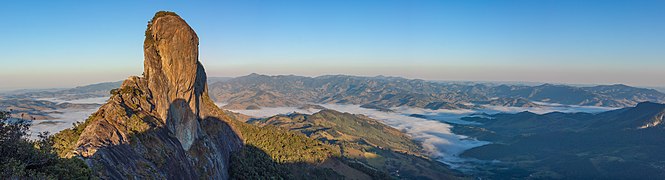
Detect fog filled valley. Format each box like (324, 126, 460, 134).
(3, 72, 663, 179)
(2, 6, 665, 179)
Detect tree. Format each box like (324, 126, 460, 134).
(0, 111, 91, 179)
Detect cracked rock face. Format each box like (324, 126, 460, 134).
(144, 12, 206, 150)
(73, 12, 242, 179)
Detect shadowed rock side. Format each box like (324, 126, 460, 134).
(71, 12, 242, 179)
(53, 11, 467, 180)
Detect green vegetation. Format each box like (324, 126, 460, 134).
(0, 111, 92, 179)
(151, 11, 179, 22)
(313, 110, 420, 153)
(51, 114, 96, 157)
(56, 84, 152, 158)
(455, 104, 665, 179)
(145, 11, 180, 47)
(198, 92, 352, 178)
(109, 85, 143, 97)
(229, 145, 342, 180)
(228, 120, 398, 179)
(126, 114, 150, 133)
(228, 120, 347, 179)
(247, 109, 464, 179)
(253, 110, 421, 154)
(41, 90, 454, 179)
(234, 122, 339, 164)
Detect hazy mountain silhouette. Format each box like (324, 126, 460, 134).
(209, 74, 665, 110)
(47, 11, 463, 179)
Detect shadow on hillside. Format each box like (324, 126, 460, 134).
(228, 144, 405, 180)
(86, 98, 242, 179)
(229, 145, 340, 179)
(87, 97, 370, 179)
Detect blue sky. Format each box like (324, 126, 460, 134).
(0, 0, 663, 90)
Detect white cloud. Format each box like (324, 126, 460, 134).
(225, 106, 319, 118)
(481, 102, 617, 114)
(28, 107, 98, 139)
(218, 103, 618, 170)
(319, 104, 489, 169)
(38, 97, 108, 104)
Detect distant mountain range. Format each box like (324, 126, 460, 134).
(651, 87, 665, 94)
(1, 77, 232, 100)
(209, 73, 665, 110)
(46, 12, 462, 179)
(2, 81, 122, 100)
(4, 9, 663, 180)
(5, 73, 662, 112)
(453, 102, 665, 179)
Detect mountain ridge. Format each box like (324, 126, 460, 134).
(48, 11, 443, 179)
(248, 109, 465, 179)
(454, 101, 665, 178)
(53, 11, 243, 179)
(209, 74, 665, 110)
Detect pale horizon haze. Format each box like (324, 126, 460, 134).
(1, 1, 664, 90)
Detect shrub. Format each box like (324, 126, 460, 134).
(0, 111, 92, 179)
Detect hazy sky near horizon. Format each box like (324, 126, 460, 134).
(1, 1, 664, 90)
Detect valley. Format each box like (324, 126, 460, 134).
(1, 9, 663, 179)
(3, 71, 660, 179)
(453, 102, 665, 178)
(3, 70, 662, 179)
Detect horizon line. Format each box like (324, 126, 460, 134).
(2, 73, 664, 93)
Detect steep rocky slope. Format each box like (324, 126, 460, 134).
(50, 11, 421, 179)
(57, 12, 243, 179)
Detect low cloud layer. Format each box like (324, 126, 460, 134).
(320, 104, 489, 169)
(225, 103, 490, 168)
(37, 97, 108, 104)
(26, 97, 105, 139)
(482, 102, 617, 114)
(227, 107, 318, 118)
(23, 97, 616, 167)
(222, 102, 618, 169)
(28, 108, 98, 139)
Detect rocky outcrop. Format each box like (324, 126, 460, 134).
(72, 11, 242, 179)
(143, 11, 207, 150)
